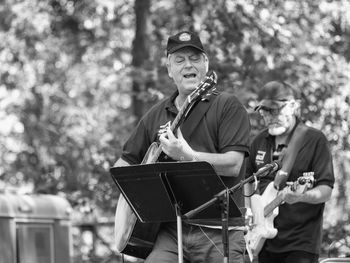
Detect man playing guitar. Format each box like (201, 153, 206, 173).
(113, 31, 251, 263)
(245, 81, 334, 263)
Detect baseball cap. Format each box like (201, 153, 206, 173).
(255, 81, 300, 111)
(166, 31, 206, 55)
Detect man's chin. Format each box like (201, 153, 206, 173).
(268, 126, 287, 136)
(184, 77, 201, 85)
(184, 83, 199, 92)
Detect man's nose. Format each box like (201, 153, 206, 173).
(184, 58, 193, 67)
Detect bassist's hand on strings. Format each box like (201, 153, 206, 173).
(159, 128, 197, 161)
(280, 187, 303, 204)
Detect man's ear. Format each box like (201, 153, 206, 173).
(203, 53, 209, 72)
(292, 99, 301, 117)
(166, 60, 173, 78)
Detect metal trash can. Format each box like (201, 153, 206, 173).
(0, 193, 72, 263)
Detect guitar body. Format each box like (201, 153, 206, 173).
(141, 142, 160, 165)
(246, 174, 314, 259)
(246, 182, 279, 257)
(114, 142, 161, 259)
(115, 195, 137, 253)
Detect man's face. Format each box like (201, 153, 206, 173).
(166, 47, 208, 96)
(259, 101, 297, 136)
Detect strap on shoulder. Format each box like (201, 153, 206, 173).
(279, 122, 308, 174)
(180, 91, 219, 140)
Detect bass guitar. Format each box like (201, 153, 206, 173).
(114, 70, 218, 259)
(246, 173, 315, 259)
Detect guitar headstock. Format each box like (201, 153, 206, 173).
(290, 172, 315, 193)
(188, 70, 217, 103)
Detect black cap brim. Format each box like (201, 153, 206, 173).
(167, 44, 205, 55)
(254, 100, 287, 111)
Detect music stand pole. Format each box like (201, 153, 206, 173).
(218, 189, 230, 263)
(175, 204, 184, 263)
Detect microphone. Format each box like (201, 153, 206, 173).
(274, 170, 289, 190)
(253, 161, 281, 179)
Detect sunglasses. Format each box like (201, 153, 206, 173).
(258, 102, 290, 117)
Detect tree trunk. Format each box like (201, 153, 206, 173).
(131, 0, 151, 121)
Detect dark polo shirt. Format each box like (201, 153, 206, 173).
(121, 91, 251, 225)
(246, 122, 335, 254)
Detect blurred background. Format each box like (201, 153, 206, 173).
(0, 0, 349, 262)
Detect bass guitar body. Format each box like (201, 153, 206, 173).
(246, 182, 279, 257)
(246, 174, 314, 259)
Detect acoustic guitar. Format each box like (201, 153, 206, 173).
(246, 173, 315, 259)
(114, 70, 218, 259)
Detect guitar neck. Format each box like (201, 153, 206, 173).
(145, 99, 192, 164)
(170, 99, 191, 131)
(263, 177, 313, 217)
(264, 194, 284, 217)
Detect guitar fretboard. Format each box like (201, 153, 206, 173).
(263, 182, 311, 217)
(264, 194, 284, 217)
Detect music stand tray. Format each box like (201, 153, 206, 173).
(110, 161, 241, 224)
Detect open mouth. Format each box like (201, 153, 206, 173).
(268, 122, 281, 127)
(183, 73, 197, 79)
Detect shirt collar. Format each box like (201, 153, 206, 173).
(165, 89, 215, 113)
(165, 90, 179, 113)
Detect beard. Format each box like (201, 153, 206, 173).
(268, 125, 287, 136)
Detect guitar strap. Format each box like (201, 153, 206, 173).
(274, 121, 308, 189)
(180, 91, 219, 140)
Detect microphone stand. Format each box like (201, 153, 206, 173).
(183, 163, 278, 263)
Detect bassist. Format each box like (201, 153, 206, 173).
(245, 81, 334, 263)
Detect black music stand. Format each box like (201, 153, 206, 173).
(110, 161, 242, 263)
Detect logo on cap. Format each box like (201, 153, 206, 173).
(178, 32, 191, 42)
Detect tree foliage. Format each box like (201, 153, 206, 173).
(0, 0, 349, 258)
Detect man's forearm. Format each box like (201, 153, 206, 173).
(189, 150, 244, 177)
(300, 184, 332, 204)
